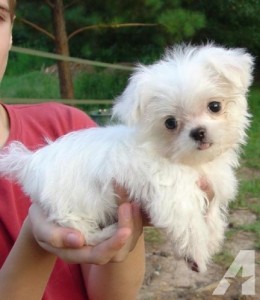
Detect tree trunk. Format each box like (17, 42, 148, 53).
(52, 0, 74, 99)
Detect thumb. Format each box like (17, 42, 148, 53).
(29, 204, 85, 249)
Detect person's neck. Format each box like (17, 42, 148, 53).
(0, 104, 10, 149)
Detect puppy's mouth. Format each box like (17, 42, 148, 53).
(197, 142, 212, 151)
(190, 128, 212, 151)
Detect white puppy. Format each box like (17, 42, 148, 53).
(0, 44, 254, 272)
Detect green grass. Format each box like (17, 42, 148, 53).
(233, 179, 260, 212)
(213, 250, 236, 268)
(239, 221, 260, 250)
(74, 71, 129, 114)
(0, 71, 60, 99)
(228, 87, 260, 252)
(144, 228, 165, 245)
(6, 52, 55, 77)
(74, 71, 129, 100)
(0, 69, 129, 117)
(225, 87, 260, 255)
(241, 87, 260, 169)
(233, 87, 260, 212)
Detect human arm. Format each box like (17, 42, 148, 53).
(0, 201, 145, 300)
(29, 200, 146, 300)
(82, 202, 145, 300)
(0, 217, 56, 300)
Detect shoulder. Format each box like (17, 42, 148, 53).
(4, 102, 97, 146)
(40, 102, 96, 131)
(8, 102, 96, 131)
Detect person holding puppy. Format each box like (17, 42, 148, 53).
(0, 1, 146, 299)
(0, 1, 214, 299)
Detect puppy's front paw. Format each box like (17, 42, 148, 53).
(186, 257, 199, 272)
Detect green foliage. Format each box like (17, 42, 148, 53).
(13, 0, 207, 65)
(14, 2, 53, 50)
(158, 8, 205, 41)
(74, 0, 206, 62)
(12, 0, 260, 71)
(188, 0, 260, 56)
(144, 0, 164, 12)
(74, 71, 129, 100)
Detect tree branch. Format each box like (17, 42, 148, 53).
(68, 23, 158, 40)
(44, 0, 54, 8)
(64, 0, 80, 9)
(19, 18, 55, 40)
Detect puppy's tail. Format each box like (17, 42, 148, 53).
(0, 141, 33, 183)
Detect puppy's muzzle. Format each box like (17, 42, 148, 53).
(190, 127, 206, 142)
(190, 127, 212, 150)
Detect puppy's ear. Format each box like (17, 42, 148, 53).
(112, 65, 148, 126)
(206, 46, 254, 93)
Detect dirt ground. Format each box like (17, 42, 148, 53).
(138, 212, 259, 300)
(137, 169, 260, 300)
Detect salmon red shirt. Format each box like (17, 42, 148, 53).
(0, 102, 96, 300)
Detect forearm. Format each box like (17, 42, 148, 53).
(83, 233, 145, 300)
(0, 217, 57, 300)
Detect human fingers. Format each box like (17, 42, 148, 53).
(43, 226, 132, 264)
(28, 191, 142, 264)
(28, 204, 85, 249)
(29, 203, 133, 264)
(113, 182, 130, 205)
(197, 177, 215, 202)
(111, 202, 143, 262)
(73, 203, 142, 264)
(114, 182, 152, 226)
(74, 227, 132, 264)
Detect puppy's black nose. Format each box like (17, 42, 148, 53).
(190, 127, 206, 141)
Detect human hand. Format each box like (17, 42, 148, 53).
(197, 177, 215, 203)
(28, 192, 144, 264)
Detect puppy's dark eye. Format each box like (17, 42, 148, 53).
(208, 101, 221, 113)
(165, 117, 177, 130)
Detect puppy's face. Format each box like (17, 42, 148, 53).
(113, 44, 253, 165)
(134, 73, 250, 165)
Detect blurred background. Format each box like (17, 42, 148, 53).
(1, 0, 259, 104)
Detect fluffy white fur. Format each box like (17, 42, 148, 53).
(0, 44, 254, 272)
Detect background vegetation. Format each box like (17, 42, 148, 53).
(2, 0, 259, 100)
(10, 0, 260, 64)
